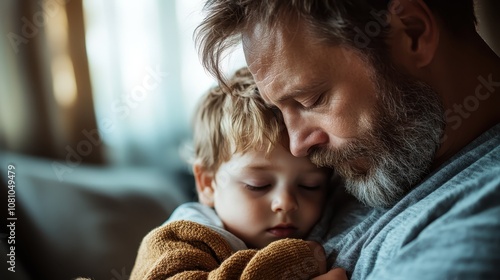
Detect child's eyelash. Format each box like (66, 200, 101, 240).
(244, 184, 271, 191)
(299, 185, 321, 191)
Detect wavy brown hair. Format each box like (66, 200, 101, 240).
(195, 0, 476, 86)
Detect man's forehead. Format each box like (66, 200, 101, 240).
(243, 23, 300, 100)
(242, 19, 346, 107)
(252, 72, 282, 106)
(243, 26, 279, 76)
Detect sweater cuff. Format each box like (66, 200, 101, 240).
(241, 238, 322, 279)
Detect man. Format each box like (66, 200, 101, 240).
(196, 0, 500, 279)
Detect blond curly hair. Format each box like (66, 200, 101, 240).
(192, 67, 283, 172)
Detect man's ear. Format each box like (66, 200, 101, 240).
(386, 0, 439, 69)
(193, 163, 215, 207)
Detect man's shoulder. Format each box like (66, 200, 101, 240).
(328, 124, 500, 279)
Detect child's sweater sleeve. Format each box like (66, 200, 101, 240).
(130, 220, 322, 280)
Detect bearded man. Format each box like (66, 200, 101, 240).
(195, 0, 500, 279)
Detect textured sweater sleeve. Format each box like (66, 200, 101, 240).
(130, 220, 321, 280)
(240, 238, 322, 279)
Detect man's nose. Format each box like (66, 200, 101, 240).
(271, 189, 298, 213)
(283, 112, 328, 157)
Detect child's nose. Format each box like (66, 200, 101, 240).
(271, 190, 298, 213)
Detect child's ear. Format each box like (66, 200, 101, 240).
(193, 163, 215, 207)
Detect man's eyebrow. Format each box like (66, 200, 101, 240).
(276, 80, 327, 103)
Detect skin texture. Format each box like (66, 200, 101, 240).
(245, 33, 377, 158)
(194, 143, 331, 249)
(244, 17, 444, 208)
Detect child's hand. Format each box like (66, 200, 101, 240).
(305, 240, 327, 275)
(311, 268, 348, 280)
(304, 241, 348, 280)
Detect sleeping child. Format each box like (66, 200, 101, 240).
(130, 67, 335, 279)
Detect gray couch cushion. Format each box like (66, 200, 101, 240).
(0, 151, 193, 280)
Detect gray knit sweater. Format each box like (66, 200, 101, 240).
(310, 123, 500, 280)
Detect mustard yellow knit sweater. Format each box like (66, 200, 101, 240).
(130, 220, 321, 279)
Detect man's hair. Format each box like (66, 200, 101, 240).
(196, 0, 476, 85)
(192, 67, 282, 172)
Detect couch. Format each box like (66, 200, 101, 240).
(0, 151, 194, 280)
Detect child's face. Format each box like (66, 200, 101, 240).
(209, 144, 331, 249)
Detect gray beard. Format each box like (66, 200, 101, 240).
(309, 64, 445, 208)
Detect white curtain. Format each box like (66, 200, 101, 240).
(83, 0, 246, 168)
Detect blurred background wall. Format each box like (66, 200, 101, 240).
(0, 0, 246, 172)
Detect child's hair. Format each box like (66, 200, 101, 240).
(192, 67, 283, 172)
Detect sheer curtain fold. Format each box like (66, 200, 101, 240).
(83, 0, 247, 168)
(0, 0, 102, 164)
(84, 0, 190, 168)
(1, 0, 246, 168)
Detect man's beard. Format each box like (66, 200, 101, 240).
(309, 60, 445, 208)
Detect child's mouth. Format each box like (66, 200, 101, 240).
(267, 224, 298, 238)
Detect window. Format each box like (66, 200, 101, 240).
(83, 0, 246, 166)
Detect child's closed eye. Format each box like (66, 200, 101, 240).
(298, 185, 322, 191)
(244, 184, 271, 191)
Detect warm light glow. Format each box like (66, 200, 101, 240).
(82, 0, 246, 164)
(51, 54, 78, 107)
(44, 0, 78, 107)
